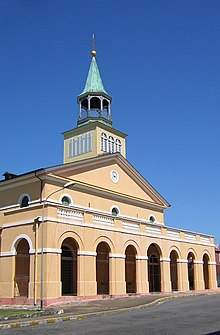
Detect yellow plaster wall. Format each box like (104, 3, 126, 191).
(0, 180, 42, 207)
(63, 123, 126, 164)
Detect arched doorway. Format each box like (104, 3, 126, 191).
(96, 242, 110, 295)
(61, 238, 78, 296)
(125, 245, 137, 294)
(148, 244, 161, 292)
(187, 252, 195, 290)
(170, 250, 178, 291)
(203, 254, 209, 289)
(14, 239, 30, 297)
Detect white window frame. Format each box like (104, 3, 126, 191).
(18, 193, 31, 207)
(59, 193, 73, 206)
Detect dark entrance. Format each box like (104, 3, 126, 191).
(14, 239, 30, 297)
(170, 250, 178, 291)
(61, 238, 78, 295)
(188, 252, 195, 290)
(96, 242, 110, 295)
(148, 244, 161, 292)
(125, 245, 137, 294)
(203, 254, 209, 289)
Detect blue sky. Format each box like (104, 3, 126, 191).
(1, 1, 220, 243)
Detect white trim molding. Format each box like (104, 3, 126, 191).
(136, 256, 148, 260)
(109, 253, 126, 259)
(36, 248, 62, 254)
(208, 261, 217, 265)
(59, 193, 73, 206)
(160, 258, 170, 262)
(77, 251, 97, 257)
(11, 234, 33, 253)
(0, 251, 16, 257)
(177, 259, 188, 263)
(18, 193, 31, 206)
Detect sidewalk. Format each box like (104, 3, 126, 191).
(0, 291, 219, 330)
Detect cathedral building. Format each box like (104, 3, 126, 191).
(0, 41, 217, 307)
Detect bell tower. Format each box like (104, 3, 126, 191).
(62, 35, 127, 164)
(77, 34, 112, 127)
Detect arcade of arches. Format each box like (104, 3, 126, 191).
(14, 237, 214, 299)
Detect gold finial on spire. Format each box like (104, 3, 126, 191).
(90, 33, 96, 57)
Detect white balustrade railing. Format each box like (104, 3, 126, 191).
(146, 226, 161, 235)
(167, 229, 180, 238)
(93, 215, 114, 225)
(185, 233, 196, 241)
(57, 208, 84, 222)
(122, 221, 140, 231)
(56, 208, 212, 245)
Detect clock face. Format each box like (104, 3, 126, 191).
(110, 170, 119, 183)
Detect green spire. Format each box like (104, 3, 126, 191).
(80, 56, 108, 95)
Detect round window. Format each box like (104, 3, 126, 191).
(61, 196, 71, 206)
(149, 215, 156, 223)
(111, 207, 119, 216)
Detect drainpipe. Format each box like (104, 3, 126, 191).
(34, 172, 43, 306)
(33, 217, 40, 305)
(0, 228, 2, 253)
(35, 171, 43, 203)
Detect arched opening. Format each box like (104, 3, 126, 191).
(125, 245, 137, 294)
(187, 252, 195, 290)
(79, 98, 88, 119)
(14, 239, 30, 297)
(20, 195, 29, 208)
(96, 242, 110, 295)
(61, 238, 78, 296)
(102, 99, 110, 120)
(170, 250, 178, 291)
(90, 97, 101, 117)
(148, 244, 161, 292)
(203, 254, 210, 289)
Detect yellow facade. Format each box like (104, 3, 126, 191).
(0, 153, 217, 306)
(0, 48, 217, 307)
(63, 121, 127, 164)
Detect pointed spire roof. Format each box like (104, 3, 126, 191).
(79, 35, 110, 97)
(80, 56, 108, 95)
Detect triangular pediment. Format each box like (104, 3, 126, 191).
(46, 154, 169, 209)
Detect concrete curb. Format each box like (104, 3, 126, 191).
(0, 293, 214, 330)
(0, 315, 77, 330)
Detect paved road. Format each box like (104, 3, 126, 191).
(1, 295, 220, 335)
